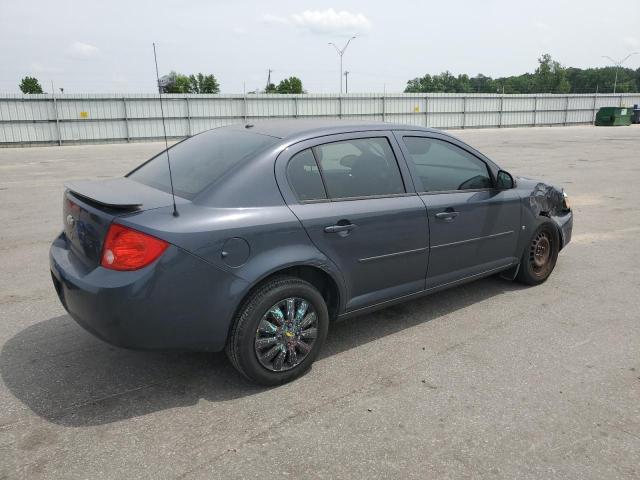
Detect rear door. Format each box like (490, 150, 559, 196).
(394, 132, 521, 288)
(276, 132, 429, 312)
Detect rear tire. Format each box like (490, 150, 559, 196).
(226, 276, 329, 386)
(516, 221, 559, 286)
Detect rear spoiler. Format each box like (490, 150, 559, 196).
(64, 178, 144, 209)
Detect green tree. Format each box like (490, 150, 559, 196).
(455, 74, 473, 93)
(469, 74, 494, 93)
(404, 72, 476, 93)
(403, 54, 635, 94)
(188, 73, 220, 94)
(161, 71, 220, 93)
(19, 76, 43, 94)
(404, 74, 434, 93)
(533, 54, 570, 93)
(265, 83, 277, 93)
(160, 71, 191, 93)
(276, 76, 304, 94)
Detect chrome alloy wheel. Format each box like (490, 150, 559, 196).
(254, 297, 318, 372)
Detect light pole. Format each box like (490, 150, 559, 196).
(344, 71, 349, 93)
(601, 53, 638, 94)
(329, 36, 356, 93)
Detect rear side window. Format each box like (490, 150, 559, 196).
(128, 129, 278, 199)
(402, 137, 492, 192)
(287, 149, 327, 201)
(313, 137, 405, 199)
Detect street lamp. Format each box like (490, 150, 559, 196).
(329, 36, 356, 94)
(601, 53, 639, 94)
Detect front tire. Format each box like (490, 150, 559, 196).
(516, 221, 559, 285)
(226, 276, 329, 386)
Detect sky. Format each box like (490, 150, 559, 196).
(1, 0, 639, 94)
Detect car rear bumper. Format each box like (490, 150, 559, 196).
(49, 233, 248, 352)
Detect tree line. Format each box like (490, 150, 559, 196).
(18, 73, 305, 94)
(17, 54, 640, 94)
(405, 54, 640, 94)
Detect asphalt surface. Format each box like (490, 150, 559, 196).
(0, 125, 639, 479)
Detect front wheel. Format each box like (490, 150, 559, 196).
(516, 221, 560, 285)
(226, 276, 329, 386)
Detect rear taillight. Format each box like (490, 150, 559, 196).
(101, 223, 169, 271)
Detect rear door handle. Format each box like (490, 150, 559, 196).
(435, 211, 459, 221)
(324, 223, 356, 233)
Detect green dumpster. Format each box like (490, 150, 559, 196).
(595, 107, 633, 126)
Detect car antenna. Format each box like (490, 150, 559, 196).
(152, 42, 179, 217)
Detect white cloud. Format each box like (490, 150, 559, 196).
(68, 42, 99, 59)
(262, 8, 372, 35)
(533, 21, 550, 30)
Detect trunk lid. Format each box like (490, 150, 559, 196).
(62, 177, 182, 268)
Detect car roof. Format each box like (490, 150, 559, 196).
(224, 119, 446, 141)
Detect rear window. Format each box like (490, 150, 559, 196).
(128, 129, 278, 199)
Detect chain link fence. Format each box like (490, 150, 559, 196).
(1, 92, 639, 146)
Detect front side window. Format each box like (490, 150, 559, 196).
(313, 137, 405, 199)
(402, 137, 493, 192)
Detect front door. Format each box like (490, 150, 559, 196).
(278, 133, 429, 311)
(395, 133, 521, 288)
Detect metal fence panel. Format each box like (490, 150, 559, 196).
(1, 92, 638, 146)
(566, 109, 593, 124)
(61, 120, 127, 141)
(297, 96, 340, 116)
(0, 97, 54, 121)
(0, 121, 58, 143)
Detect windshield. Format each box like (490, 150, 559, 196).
(128, 128, 279, 199)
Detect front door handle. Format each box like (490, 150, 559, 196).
(435, 210, 459, 221)
(324, 223, 356, 233)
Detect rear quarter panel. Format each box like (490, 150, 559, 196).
(118, 202, 347, 315)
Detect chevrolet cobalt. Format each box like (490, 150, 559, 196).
(50, 121, 573, 385)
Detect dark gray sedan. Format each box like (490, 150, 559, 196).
(50, 121, 573, 385)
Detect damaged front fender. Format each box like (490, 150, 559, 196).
(516, 176, 573, 249)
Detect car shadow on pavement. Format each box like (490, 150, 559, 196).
(1, 276, 525, 427)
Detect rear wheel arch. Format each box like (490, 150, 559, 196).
(252, 264, 344, 319)
(226, 264, 343, 342)
(267, 265, 342, 320)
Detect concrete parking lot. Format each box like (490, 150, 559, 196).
(0, 125, 639, 479)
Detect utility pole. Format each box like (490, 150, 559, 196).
(344, 71, 349, 94)
(601, 53, 638, 94)
(329, 36, 356, 93)
(266, 69, 273, 92)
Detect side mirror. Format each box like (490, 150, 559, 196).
(496, 170, 515, 190)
